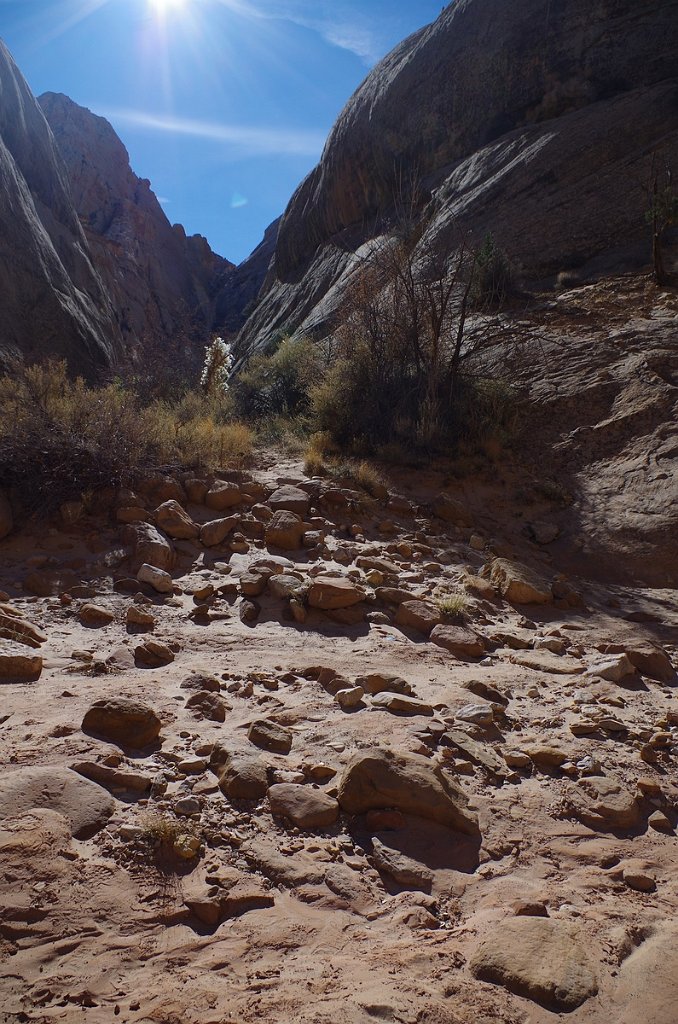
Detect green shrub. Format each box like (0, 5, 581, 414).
(231, 335, 320, 420)
(471, 233, 515, 309)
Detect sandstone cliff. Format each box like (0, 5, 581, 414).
(0, 38, 235, 373)
(39, 92, 233, 361)
(0, 40, 121, 371)
(235, 0, 678, 356)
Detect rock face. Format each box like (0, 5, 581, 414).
(0, 39, 232, 372)
(235, 0, 678, 357)
(0, 41, 120, 370)
(470, 917, 598, 1011)
(38, 92, 232, 361)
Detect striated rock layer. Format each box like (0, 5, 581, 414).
(235, 0, 678, 356)
(0, 39, 234, 373)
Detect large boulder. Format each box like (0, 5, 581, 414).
(81, 698, 162, 748)
(265, 510, 306, 550)
(0, 766, 115, 839)
(486, 558, 553, 605)
(154, 500, 199, 540)
(267, 484, 310, 515)
(337, 748, 478, 834)
(0, 641, 42, 681)
(470, 917, 598, 1012)
(125, 522, 175, 572)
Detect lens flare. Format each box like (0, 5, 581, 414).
(149, 0, 188, 14)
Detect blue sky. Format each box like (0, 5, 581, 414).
(0, 0, 444, 263)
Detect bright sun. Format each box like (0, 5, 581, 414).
(149, 0, 188, 13)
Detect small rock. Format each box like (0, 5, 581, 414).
(268, 485, 311, 515)
(455, 703, 494, 727)
(487, 558, 552, 605)
(135, 639, 175, 667)
(212, 746, 269, 800)
(395, 600, 441, 635)
(78, 603, 115, 627)
(335, 686, 365, 709)
(587, 655, 636, 683)
(648, 809, 673, 833)
(268, 783, 339, 829)
(185, 690, 230, 722)
(137, 563, 173, 594)
(307, 576, 365, 610)
(125, 604, 155, 629)
(0, 642, 42, 681)
(200, 516, 239, 547)
(265, 510, 306, 550)
(248, 719, 293, 754)
(370, 837, 433, 891)
(239, 599, 260, 623)
(430, 624, 486, 658)
(622, 863, 656, 892)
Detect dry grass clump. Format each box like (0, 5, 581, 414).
(436, 592, 468, 619)
(303, 434, 388, 497)
(0, 360, 253, 510)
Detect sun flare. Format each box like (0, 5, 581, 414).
(148, 0, 189, 14)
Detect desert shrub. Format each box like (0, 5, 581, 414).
(308, 227, 521, 454)
(436, 592, 468, 619)
(0, 359, 252, 511)
(470, 233, 515, 308)
(231, 335, 321, 420)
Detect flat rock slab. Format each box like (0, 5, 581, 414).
(0, 766, 115, 839)
(338, 748, 478, 835)
(470, 917, 598, 1011)
(370, 692, 433, 716)
(307, 576, 365, 610)
(0, 642, 42, 681)
(268, 783, 339, 829)
(509, 652, 585, 675)
(614, 926, 678, 1023)
(370, 837, 433, 891)
(82, 698, 162, 748)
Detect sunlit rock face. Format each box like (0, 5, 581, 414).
(0, 40, 121, 371)
(0, 34, 235, 375)
(235, 0, 678, 355)
(39, 91, 233, 361)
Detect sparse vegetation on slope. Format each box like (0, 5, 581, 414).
(0, 359, 253, 511)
